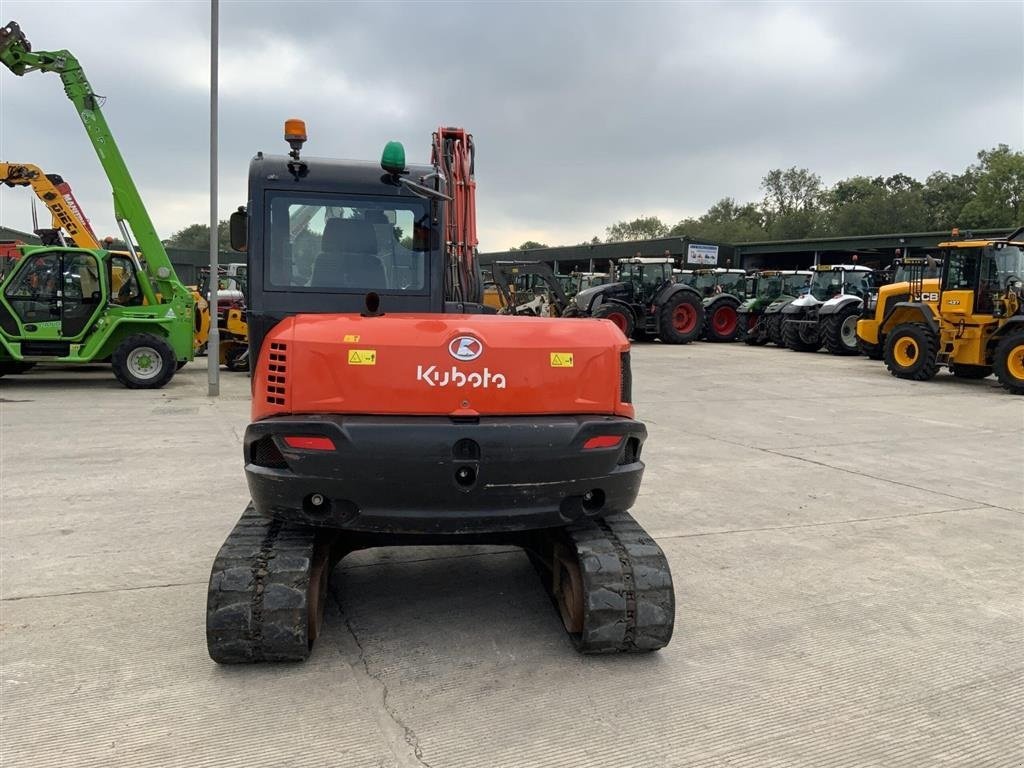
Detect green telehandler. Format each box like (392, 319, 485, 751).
(0, 21, 194, 388)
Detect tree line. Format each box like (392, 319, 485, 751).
(511, 144, 1022, 250)
(155, 144, 1021, 252)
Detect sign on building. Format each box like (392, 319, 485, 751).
(687, 243, 719, 266)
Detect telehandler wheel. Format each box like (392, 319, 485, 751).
(822, 306, 861, 356)
(704, 299, 741, 342)
(950, 364, 991, 380)
(766, 313, 785, 346)
(883, 324, 939, 381)
(993, 332, 1024, 395)
(658, 292, 703, 344)
(111, 334, 176, 389)
(594, 304, 635, 339)
(782, 317, 821, 352)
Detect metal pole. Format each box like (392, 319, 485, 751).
(207, 0, 220, 396)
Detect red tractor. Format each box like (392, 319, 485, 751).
(206, 123, 675, 662)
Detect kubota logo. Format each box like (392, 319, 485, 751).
(449, 336, 482, 361)
(416, 366, 507, 389)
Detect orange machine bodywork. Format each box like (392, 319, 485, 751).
(252, 314, 633, 421)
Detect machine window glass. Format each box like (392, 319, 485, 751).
(993, 245, 1024, 288)
(783, 274, 810, 294)
(842, 271, 871, 298)
(757, 275, 782, 298)
(4, 251, 60, 323)
(808, 271, 843, 301)
(693, 273, 718, 297)
(110, 255, 142, 306)
(61, 252, 102, 335)
(266, 193, 430, 293)
(719, 273, 745, 296)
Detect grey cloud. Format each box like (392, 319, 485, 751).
(1, 1, 1020, 249)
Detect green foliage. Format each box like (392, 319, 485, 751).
(511, 240, 549, 251)
(669, 198, 765, 243)
(605, 144, 1021, 245)
(164, 221, 231, 251)
(605, 216, 669, 242)
(959, 144, 1024, 228)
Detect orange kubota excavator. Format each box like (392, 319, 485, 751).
(205, 123, 675, 662)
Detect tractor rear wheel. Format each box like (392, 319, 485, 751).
(822, 306, 861, 356)
(658, 292, 703, 344)
(766, 313, 785, 346)
(950, 363, 992, 380)
(782, 316, 821, 352)
(112, 334, 177, 389)
(883, 324, 939, 381)
(993, 332, 1024, 394)
(704, 299, 741, 342)
(594, 304, 635, 340)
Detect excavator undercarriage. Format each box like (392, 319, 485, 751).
(207, 505, 674, 661)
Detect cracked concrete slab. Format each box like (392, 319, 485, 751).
(1, 345, 1022, 767)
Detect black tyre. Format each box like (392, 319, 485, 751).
(225, 345, 250, 373)
(594, 303, 635, 339)
(993, 332, 1024, 395)
(560, 305, 583, 318)
(782, 315, 821, 352)
(657, 291, 703, 344)
(704, 298, 741, 343)
(631, 328, 651, 342)
(883, 323, 939, 381)
(950, 363, 992, 380)
(766, 312, 785, 346)
(858, 338, 884, 360)
(111, 333, 176, 389)
(822, 305, 862, 356)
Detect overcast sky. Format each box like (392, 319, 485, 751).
(1, 1, 1021, 251)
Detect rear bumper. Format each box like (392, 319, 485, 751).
(244, 414, 646, 534)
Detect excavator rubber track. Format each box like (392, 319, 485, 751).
(207, 507, 674, 663)
(531, 511, 675, 653)
(206, 504, 334, 664)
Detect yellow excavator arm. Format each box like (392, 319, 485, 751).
(0, 161, 99, 247)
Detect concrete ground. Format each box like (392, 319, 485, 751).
(1, 344, 1021, 767)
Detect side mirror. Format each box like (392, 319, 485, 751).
(229, 207, 248, 253)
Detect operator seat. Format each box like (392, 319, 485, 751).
(312, 218, 387, 289)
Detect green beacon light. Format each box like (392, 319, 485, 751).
(381, 141, 407, 175)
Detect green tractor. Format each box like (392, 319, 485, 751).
(0, 21, 194, 387)
(737, 270, 812, 345)
(675, 268, 750, 342)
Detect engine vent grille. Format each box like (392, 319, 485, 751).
(265, 341, 288, 406)
(620, 351, 632, 404)
(250, 435, 288, 469)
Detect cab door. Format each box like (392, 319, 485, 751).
(0, 249, 105, 351)
(1, 250, 63, 342)
(59, 251, 105, 337)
